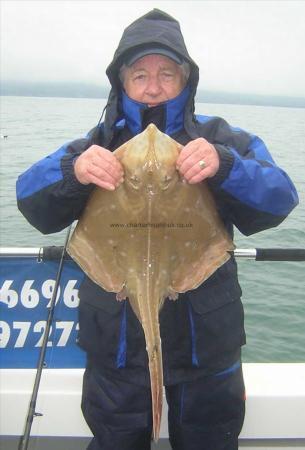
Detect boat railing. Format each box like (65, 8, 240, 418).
(1, 246, 305, 260)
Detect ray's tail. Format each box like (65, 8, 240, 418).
(147, 337, 163, 441)
(129, 289, 164, 442)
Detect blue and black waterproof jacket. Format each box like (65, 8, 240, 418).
(16, 9, 298, 386)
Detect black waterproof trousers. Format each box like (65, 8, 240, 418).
(82, 362, 245, 450)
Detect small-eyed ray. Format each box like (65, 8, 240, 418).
(67, 124, 234, 441)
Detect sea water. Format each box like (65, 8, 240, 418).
(0, 96, 304, 362)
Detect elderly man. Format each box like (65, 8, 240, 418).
(17, 9, 298, 450)
(74, 52, 219, 189)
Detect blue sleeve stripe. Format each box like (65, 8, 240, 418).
(221, 149, 298, 216)
(195, 114, 215, 124)
(194, 116, 298, 215)
(248, 135, 276, 164)
(16, 144, 68, 200)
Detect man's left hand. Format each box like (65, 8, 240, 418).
(176, 138, 220, 183)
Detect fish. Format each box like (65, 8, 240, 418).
(67, 124, 234, 441)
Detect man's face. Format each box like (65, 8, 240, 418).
(123, 54, 185, 106)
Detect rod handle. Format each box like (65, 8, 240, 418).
(256, 248, 305, 261)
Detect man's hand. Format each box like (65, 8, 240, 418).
(176, 138, 220, 183)
(74, 145, 124, 190)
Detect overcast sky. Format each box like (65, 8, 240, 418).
(1, 0, 305, 97)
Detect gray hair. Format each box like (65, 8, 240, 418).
(119, 60, 191, 86)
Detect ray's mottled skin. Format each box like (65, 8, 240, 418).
(67, 124, 234, 441)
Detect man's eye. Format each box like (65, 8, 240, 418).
(134, 74, 146, 81)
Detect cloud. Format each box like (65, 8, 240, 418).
(1, 0, 305, 97)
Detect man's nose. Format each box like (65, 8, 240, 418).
(146, 77, 162, 96)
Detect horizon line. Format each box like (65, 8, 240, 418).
(1, 80, 304, 108)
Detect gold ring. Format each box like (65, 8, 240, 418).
(199, 159, 206, 169)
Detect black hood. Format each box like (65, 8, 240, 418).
(103, 9, 200, 146)
(106, 9, 199, 89)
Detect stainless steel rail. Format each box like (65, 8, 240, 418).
(0, 248, 42, 257)
(1, 247, 305, 261)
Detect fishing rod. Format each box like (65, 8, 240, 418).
(18, 226, 72, 450)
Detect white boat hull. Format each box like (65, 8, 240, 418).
(1, 364, 305, 449)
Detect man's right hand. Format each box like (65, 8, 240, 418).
(74, 145, 124, 191)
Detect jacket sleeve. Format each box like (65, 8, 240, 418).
(200, 117, 299, 236)
(16, 129, 99, 234)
